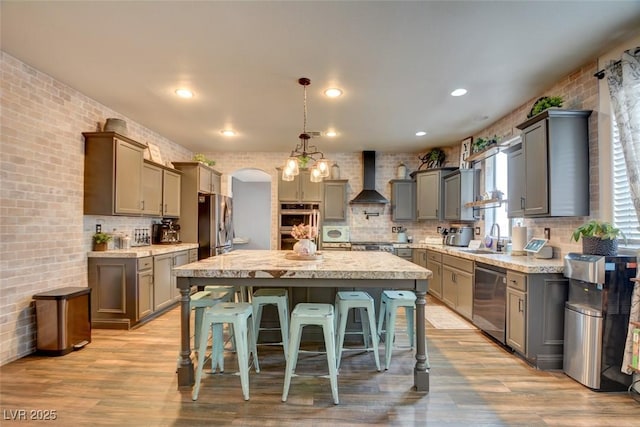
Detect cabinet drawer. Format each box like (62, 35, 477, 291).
(507, 271, 527, 292)
(427, 251, 442, 263)
(442, 254, 474, 273)
(138, 256, 153, 271)
(396, 248, 412, 258)
(188, 249, 198, 263)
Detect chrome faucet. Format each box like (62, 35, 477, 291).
(490, 223, 502, 252)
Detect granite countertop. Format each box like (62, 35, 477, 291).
(88, 243, 198, 258)
(173, 249, 431, 280)
(394, 242, 564, 274)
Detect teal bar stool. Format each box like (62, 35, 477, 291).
(377, 290, 416, 370)
(251, 288, 289, 361)
(190, 289, 233, 349)
(282, 303, 339, 405)
(334, 291, 381, 372)
(192, 302, 259, 401)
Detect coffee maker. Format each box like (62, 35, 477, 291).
(152, 219, 181, 244)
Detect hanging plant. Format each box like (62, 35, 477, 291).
(527, 96, 563, 118)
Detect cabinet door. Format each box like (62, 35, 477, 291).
(323, 181, 346, 220)
(162, 169, 181, 217)
(416, 172, 440, 220)
(507, 147, 525, 217)
(455, 269, 474, 320)
(523, 120, 549, 216)
(506, 287, 526, 354)
(137, 269, 154, 320)
(171, 251, 190, 300)
(153, 254, 174, 311)
(300, 171, 322, 201)
(443, 173, 460, 220)
(278, 172, 300, 201)
(198, 166, 213, 194)
(115, 139, 144, 214)
(426, 258, 442, 299)
(442, 265, 457, 309)
(391, 180, 416, 221)
(142, 162, 163, 216)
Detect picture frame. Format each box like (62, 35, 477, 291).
(459, 136, 473, 169)
(146, 142, 163, 164)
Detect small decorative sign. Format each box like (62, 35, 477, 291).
(146, 142, 163, 164)
(459, 136, 472, 169)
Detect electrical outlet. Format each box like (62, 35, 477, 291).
(544, 228, 551, 240)
(475, 227, 481, 236)
(392, 226, 397, 233)
(96, 224, 102, 233)
(436, 226, 441, 233)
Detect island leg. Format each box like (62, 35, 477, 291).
(176, 278, 194, 388)
(413, 288, 430, 392)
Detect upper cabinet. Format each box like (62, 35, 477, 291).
(443, 169, 478, 222)
(390, 179, 416, 221)
(277, 169, 322, 202)
(509, 109, 591, 217)
(142, 161, 181, 218)
(83, 132, 147, 215)
(323, 180, 348, 221)
(413, 168, 457, 220)
(172, 162, 221, 195)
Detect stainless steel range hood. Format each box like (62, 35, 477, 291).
(349, 151, 389, 204)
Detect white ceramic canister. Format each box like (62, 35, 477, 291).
(397, 163, 407, 179)
(331, 163, 340, 180)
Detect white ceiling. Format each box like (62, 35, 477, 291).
(2, 1, 640, 155)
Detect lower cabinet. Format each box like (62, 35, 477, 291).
(426, 250, 443, 299)
(506, 271, 527, 354)
(88, 248, 195, 329)
(441, 254, 474, 320)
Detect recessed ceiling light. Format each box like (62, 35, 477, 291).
(415, 131, 427, 136)
(175, 89, 194, 98)
(325, 130, 338, 137)
(451, 88, 467, 97)
(324, 88, 343, 98)
(221, 130, 236, 136)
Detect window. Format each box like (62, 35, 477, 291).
(484, 152, 510, 239)
(611, 115, 640, 244)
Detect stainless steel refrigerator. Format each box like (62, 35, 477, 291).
(197, 194, 234, 260)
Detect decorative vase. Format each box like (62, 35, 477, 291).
(331, 163, 340, 180)
(293, 239, 316, 256)
(397, 163, 407, 179)
(581, 236, 618, 256)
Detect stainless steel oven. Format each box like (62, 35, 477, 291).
(279, 203, 320, 250)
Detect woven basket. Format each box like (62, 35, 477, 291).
(581, 236, 618, 256)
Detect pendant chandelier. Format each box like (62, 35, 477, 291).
(282, 77, 330, 182)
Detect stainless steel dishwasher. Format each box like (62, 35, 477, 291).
(473, 262, 507, 344)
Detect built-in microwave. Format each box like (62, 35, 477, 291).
(322, 225, 350, 243)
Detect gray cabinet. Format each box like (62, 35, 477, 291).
(414, 168, 457, 220)
(137, 257, 154, 320)
(426, 250, 443, 299)
(142, 162, 181, 218)
(278, 169, 322, 202)
(173, 162, 221, 195)
(507, 146, 525, 217)
(162, 168, 181, 217)
(506, 271, 526, 354)
(83, 132, 147, 215)
(323, 180, 348, 221)
(443, 169, 478, 221)
(153, 250, 190, 311)
(441, 254, 474, 320)
(390, 179, 416, 221)
(510, 109, 591, 217)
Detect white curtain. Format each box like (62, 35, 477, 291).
(606, 47, 640, 375)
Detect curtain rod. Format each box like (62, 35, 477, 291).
(594, 46, 640, 79)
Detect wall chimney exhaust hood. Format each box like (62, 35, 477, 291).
(349, 151, 389, 204)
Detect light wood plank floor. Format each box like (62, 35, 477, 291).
(1, 296, 638, 426)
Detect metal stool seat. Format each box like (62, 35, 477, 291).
(334, 291, 381, 371)
(377, 290, 416, 370)
(282, 303, 339, 405)
(192, 302, 259, 401)
(251, 288, 289, 361)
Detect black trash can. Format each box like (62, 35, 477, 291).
(33, 287, 91, 356)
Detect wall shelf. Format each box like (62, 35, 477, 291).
(465, 198, 506, 209)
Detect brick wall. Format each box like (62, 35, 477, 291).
(0, 52, 192, 365)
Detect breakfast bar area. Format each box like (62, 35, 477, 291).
(173, 250, 432, 391)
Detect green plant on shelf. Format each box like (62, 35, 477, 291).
(93, 232, 112, 244)
(571, 220, 625, 242)
(193, 153, 216, 166)
(527, 96, 563, 118)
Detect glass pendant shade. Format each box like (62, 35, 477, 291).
(309, 166, 323, 182)
(317, 159, 330, 177)
(282, 166, 295, 181)
(285, 157, 300, 176)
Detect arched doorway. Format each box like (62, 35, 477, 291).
(231, 168, 272, 250)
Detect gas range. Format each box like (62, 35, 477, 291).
(350, 242, 396, 252)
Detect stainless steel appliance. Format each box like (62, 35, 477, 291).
(322, 225, 350, 243)
(445, 226, 473, 247)
(279, 203, 320, 250)
(350, 242, 395, 253)
(322, 242, 351, 251)
(563, 253, 636, 391)
(152, 219, 181, 244)
(473, 262, 507, 344)
(197, 194, 234, 259)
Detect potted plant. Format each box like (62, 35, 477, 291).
(527, 96, 563, 118)
(571, 220, 626, 256)
(93, 232, 112, 251)
(193, 153, 216, 166)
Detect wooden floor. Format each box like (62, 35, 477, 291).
(1, 296, 638, 426)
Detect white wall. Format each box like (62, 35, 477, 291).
(232, 179, 271, 250)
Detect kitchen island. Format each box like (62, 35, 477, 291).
(173, 249, 432, 391)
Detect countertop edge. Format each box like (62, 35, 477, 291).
(88, 243, 199, 258)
